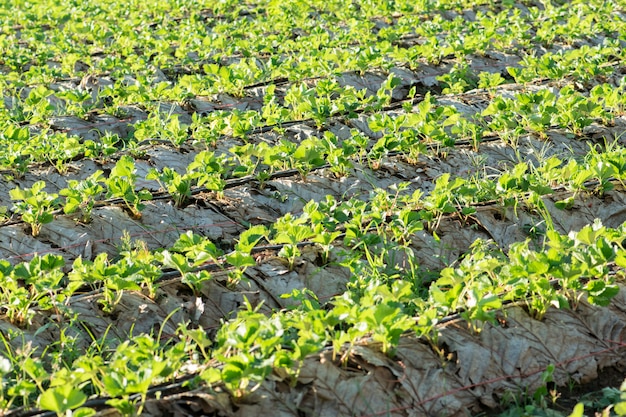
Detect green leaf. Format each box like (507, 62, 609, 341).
(102, 373, 125, 397)
(8, 380, 37, 397)
(236, 225, 268, 252)
(226, 251, 256, 268)
(39, 386, 87, 413)
(274, 225, 314, 245)
(479, 295, 502, 310)
(105, 398, 135, 415)
(555, 197, 575, 210)
(110, 155, 135, 179)
(137, 189, 153, 200)
(616, 252, 626, 269)
(586, 281, 619, 306)
(9, 186, 27, 200)
(73, 408, 97, 417)
(161, 250, 191, 273)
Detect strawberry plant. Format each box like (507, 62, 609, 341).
(60, 171, 105, 223)
(187, 150, 226, 196)
(146, 167, 194, 208)
(291, 137, 327, 180)
(169, 230, 223, 267)
(437, 62, 478, 94)
(105, 156, 152, 219)
(555, 85, 605, 135)
(10, 181, 61, 237)
(272, 213, 315, 271)
(225, 225, 268, 286)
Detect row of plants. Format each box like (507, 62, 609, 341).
(3, 0, 623, 82)
(0, 74, 412, 173)
(6, 114, 626, 243)
(0, 1, 623, 165)
(0, 208, 623, 414)
(2, 32, 624, 128)
(7, 151, 221, 234)
(3, 69, 626, 187)
(0, 223, 252, 327)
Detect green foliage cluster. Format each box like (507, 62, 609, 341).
(1, 0, 626, 414)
